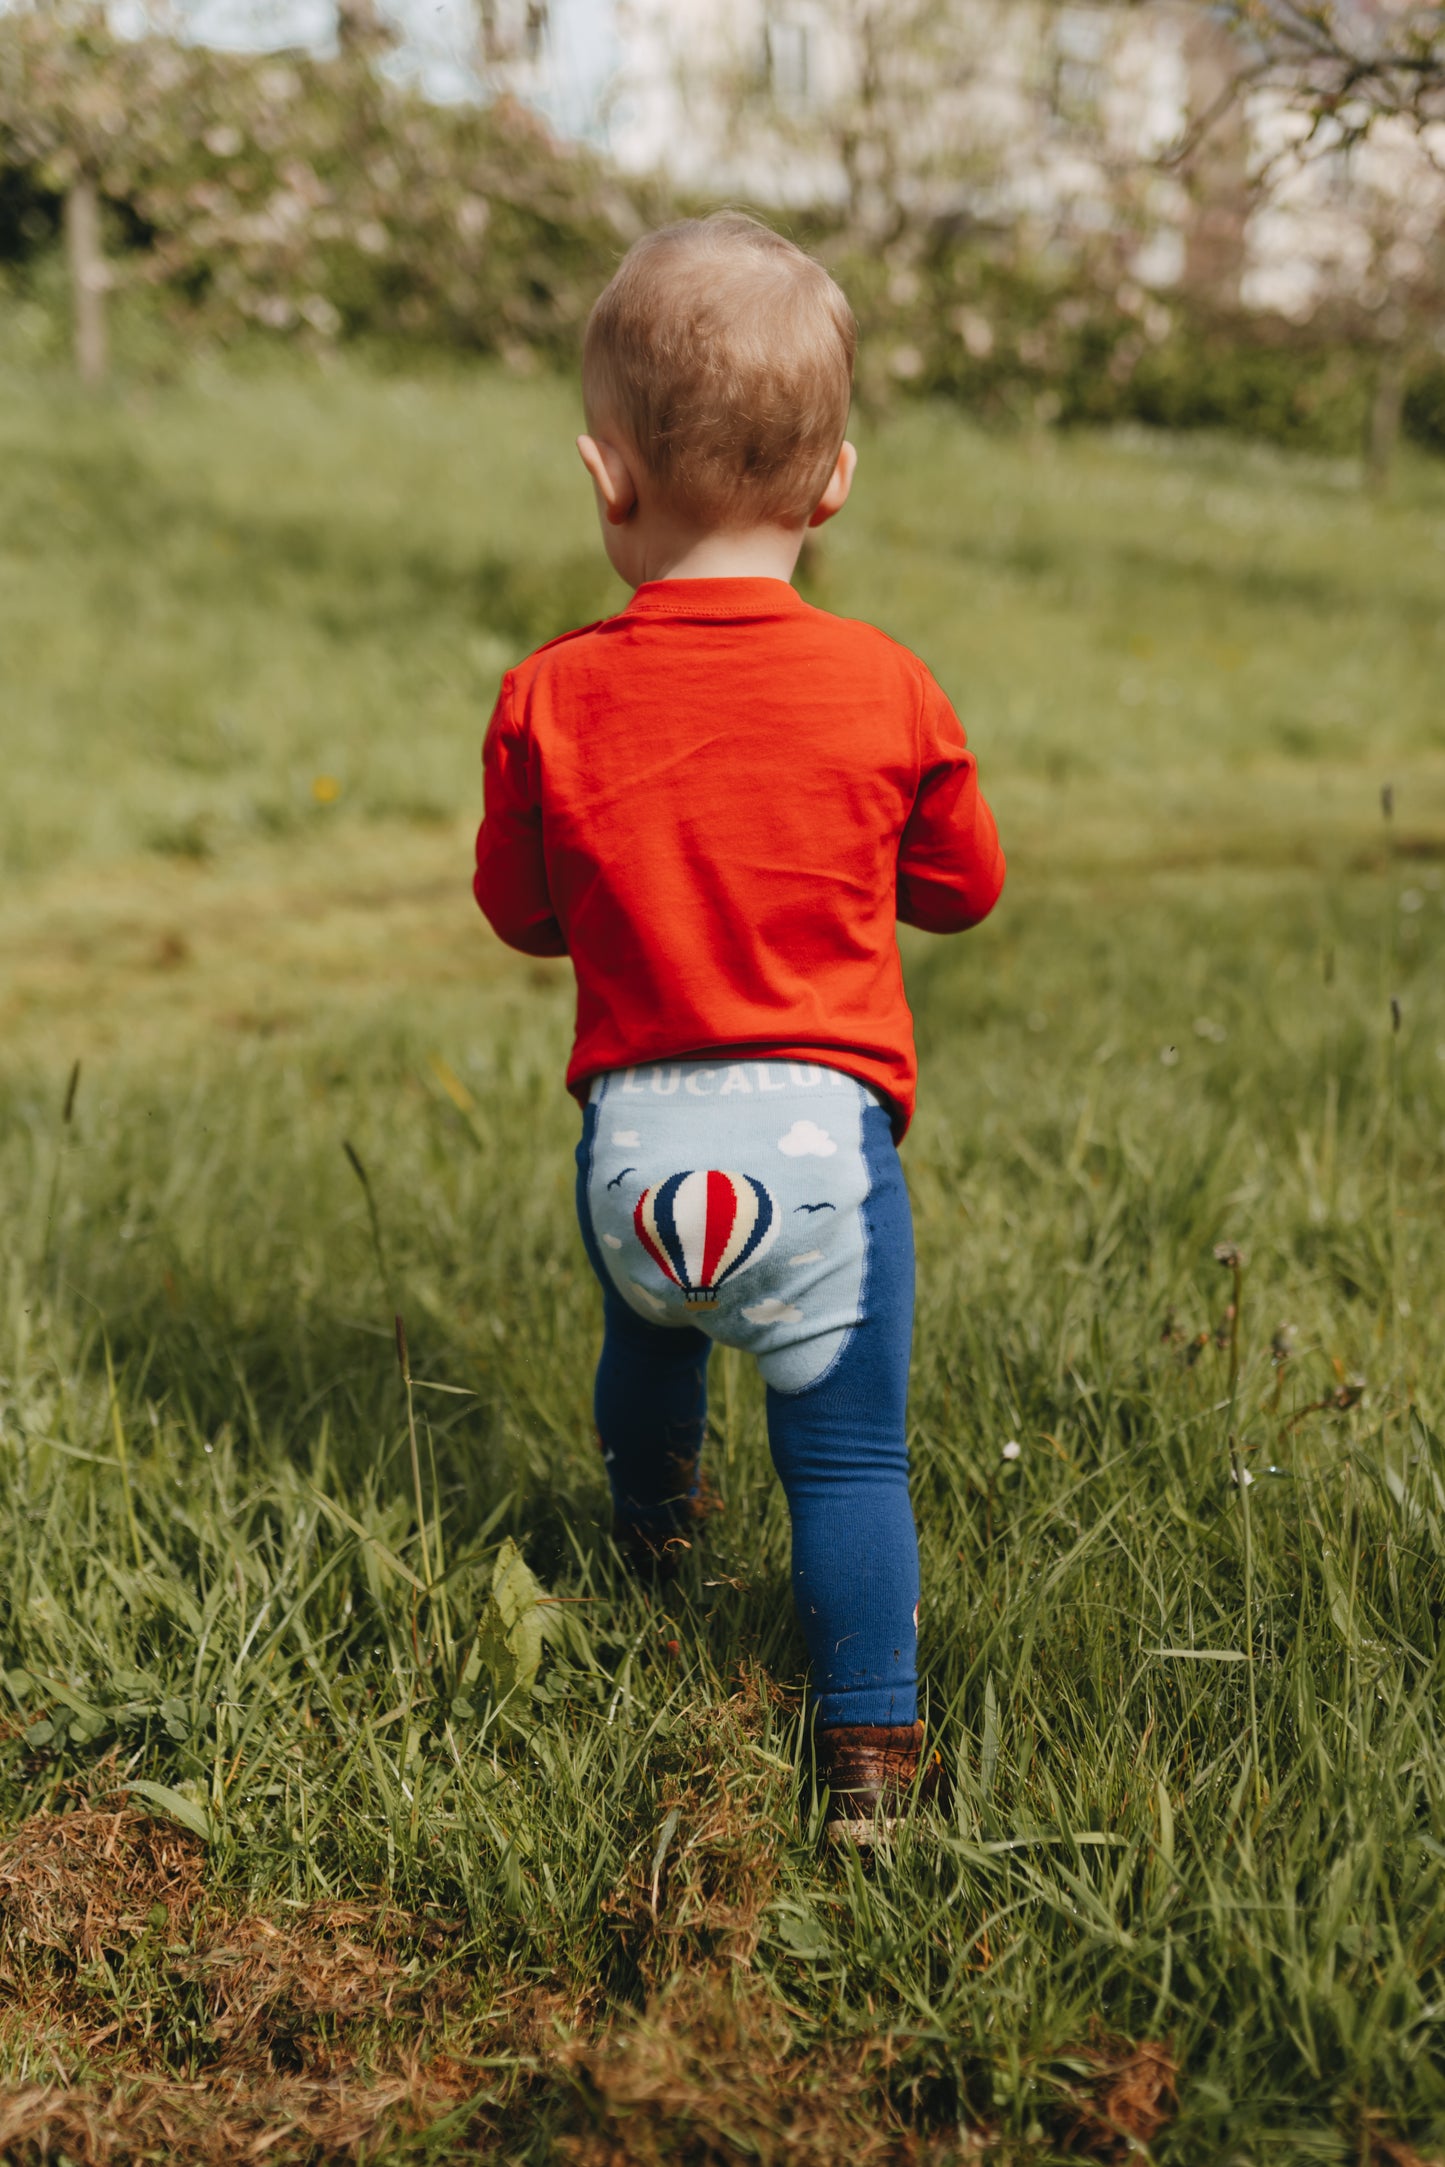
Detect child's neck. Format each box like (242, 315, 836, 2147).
(635, 523, 804, 587)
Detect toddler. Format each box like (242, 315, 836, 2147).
(474, 212, 1004, 1843)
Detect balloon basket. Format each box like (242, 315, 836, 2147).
(683, 1292, 720, 1310)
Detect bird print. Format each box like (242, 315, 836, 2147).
(606, 1166, 637, 1191)
(794, 1201, 836, 1214)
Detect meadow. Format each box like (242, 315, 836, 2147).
(2, 351, 1445, 2164)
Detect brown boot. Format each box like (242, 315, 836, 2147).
(610, 1462, 717, 1584)
(813, 1721, 946, 1846)
(612, 1509, 700, 1582)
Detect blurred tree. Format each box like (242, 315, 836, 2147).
(696, 0, 1010, 251)
(1231, 0, 1445, 136)
(1207, 0, 1445, 486)
(0, 2, 150, 381)
(666, 0, 1048, 406)
(1179, 7, 1251, 308)
(684, 2, 1195, 405)
(1302, 130, 1445, 491)
(335, 0, 391, 58)
(0, 0, 645, 377)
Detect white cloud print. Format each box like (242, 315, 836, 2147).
(612, 1130, 640, 1146)
(742, 1298, 803, 1325)
(777, 1120, 836, 1157)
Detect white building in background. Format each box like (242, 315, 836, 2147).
(476, 0, 1445, 322)
(482, 0, 1191, 210)
(174, 0, 1444, 319)
(1240, 99, 1445, 322)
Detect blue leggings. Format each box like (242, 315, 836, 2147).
(575, 1060, 919, 1729)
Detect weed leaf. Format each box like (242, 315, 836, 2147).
(465, 1539, 550, 1716)
(125, 1780, 212, 1843)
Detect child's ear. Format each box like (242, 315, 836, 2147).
(808, 440, 857, 529)
(577, 434, 639, 526)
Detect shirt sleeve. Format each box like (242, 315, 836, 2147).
(896, 669, 1006, 934)
(473, 675, 569, 957)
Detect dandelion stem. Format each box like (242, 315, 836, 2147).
(39, 1058, 80, 1273)
(1320, 943, 1337, 1212)
(343, 1138, 394, 1310)
(1217, 1243, 1261, 1809)
(395, 1312, 435, 1596)
(103, 1332, 144, 1573)
(1239, 1450, 1261, 1812)
(1381, 783, 1403, 1442)
(1387, 995, 1402, 1420)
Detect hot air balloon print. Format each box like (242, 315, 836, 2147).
(633, 1170, 778, 1309)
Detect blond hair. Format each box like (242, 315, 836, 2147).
(582, 212, 856, 529)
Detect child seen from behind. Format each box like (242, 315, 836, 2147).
(474, 212, 1005, 1843)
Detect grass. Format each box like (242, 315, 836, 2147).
(2, 347, 1445, 2163)
(3, 356, 1445, 887)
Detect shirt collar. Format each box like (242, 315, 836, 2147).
(620, 576, 808, 620)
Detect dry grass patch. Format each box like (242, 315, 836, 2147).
(182, 1903, 462, 2069)
(0, 818, 521, 1071)
(0, 2066, 471, 2166)
(556, 1973, 965, 2167)
(602, 1674, 794, 1988)
(0, 1802, 479, 2163)
(1050, 2031, 1179, 2159)
(0, 1804, 463, 2063)
(0, 1714, 983, 2165)
(0, 1802, 206, 1964)
(0, 1736, 1196, 2165)
(1359, 2119, 1445, 2167)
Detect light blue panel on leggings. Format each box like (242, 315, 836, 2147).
(585, 1059, 878, 1395)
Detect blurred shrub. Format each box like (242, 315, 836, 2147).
(0, 3, 649, 362)
(0, 163, 61, 261)
(821, 233, 1436, 457)
(1403, 363, 1445, 454)
(0, 3, 1439, 463)
(131, 83, 644, 358)
(1120, 338, 1372, 451)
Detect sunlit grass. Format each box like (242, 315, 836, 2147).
(1, 351, 1445, 2161)
(2, 353, 1444, 879)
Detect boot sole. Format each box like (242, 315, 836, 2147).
(823, 1812, 903, 1847)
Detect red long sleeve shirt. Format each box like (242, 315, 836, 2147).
(474, 576, 1004, 1135)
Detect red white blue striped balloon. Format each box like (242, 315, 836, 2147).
(633, 1170, 777, 1308)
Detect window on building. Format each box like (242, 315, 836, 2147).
(763, 16, 810, 109)
(480, 0, 548, 62)
(1050, 5, 1108, 128)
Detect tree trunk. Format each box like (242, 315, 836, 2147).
(64, 177, 108, 387)
(1366, 347, 1408, 496)
(1181, 11, 1250, 310)
(337, 0, 386, 55)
